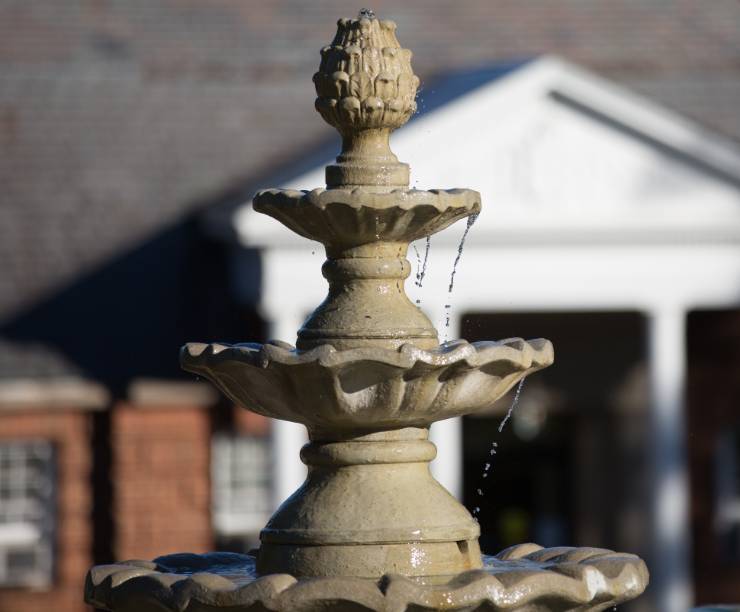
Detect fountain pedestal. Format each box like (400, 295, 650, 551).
(84, 12, 649, 612)
(258, 427, 481, 578)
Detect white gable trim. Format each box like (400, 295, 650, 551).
(234, 56, 740, 250)
(538, 56, 740, 180)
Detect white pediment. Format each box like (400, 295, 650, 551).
(235, 56, 740, 249)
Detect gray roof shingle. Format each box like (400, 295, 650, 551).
(2, 0, 739, 380)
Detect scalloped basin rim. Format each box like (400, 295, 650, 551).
(181, 338, 554, 371)
(253, 187, 482, 212)
(85, 544, 649, 611)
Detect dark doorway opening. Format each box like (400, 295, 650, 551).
(460, 311, 648, 561)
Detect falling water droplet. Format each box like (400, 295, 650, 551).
(498, 377, 526, 433)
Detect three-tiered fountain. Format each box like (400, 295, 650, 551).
(86, 13, 648, 611)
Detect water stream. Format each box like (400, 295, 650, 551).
(412, 244, 422, 282)
(472, 377, 526, 519)
(418, 235, 431, 288)
(498, 377, 526, 433)
(414, 236, 432, 288)
(447, 214, 478, 295)
(443, 213, 478, 340)
(411, 236, 431, 305)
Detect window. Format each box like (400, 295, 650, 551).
(0, 440, 55, 587)
(211, 434, 271, 542)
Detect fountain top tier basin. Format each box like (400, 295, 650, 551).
(247, 189, 484, 350)
(253, 187, 481, 250)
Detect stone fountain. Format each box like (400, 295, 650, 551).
(85, 13, 649, 612)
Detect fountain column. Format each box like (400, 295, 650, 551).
(430, 416, 464, 499)
(268, 309, 308, 507)
(428, 306, 463, 499)
(647, 306, 692, 612)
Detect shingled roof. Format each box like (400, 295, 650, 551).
(2, 1, 740, 382)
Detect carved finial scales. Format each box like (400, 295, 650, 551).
(313, 13, 420, 188)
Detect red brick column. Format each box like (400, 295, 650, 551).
(0, 409, 94, 612)
(233, 404, 270, 436)
(112, 384, 213, 560)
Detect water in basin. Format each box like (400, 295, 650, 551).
(153, 551, 576, 587)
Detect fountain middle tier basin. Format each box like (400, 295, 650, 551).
(180, 338, 553, 430)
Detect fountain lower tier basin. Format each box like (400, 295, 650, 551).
(85, 544, 649, 612)
(180, 338, 554, 429)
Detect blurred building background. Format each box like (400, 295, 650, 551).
(1, 2, 739, 612)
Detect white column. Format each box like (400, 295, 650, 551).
(269, 311, 308, 510)
(428, 308, 463, 499)
(647, 307, 692, 612)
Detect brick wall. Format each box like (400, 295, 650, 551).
(0, 409, 94, 612)
(111, 402, 212, 560)
(233, 405, 270, 437)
